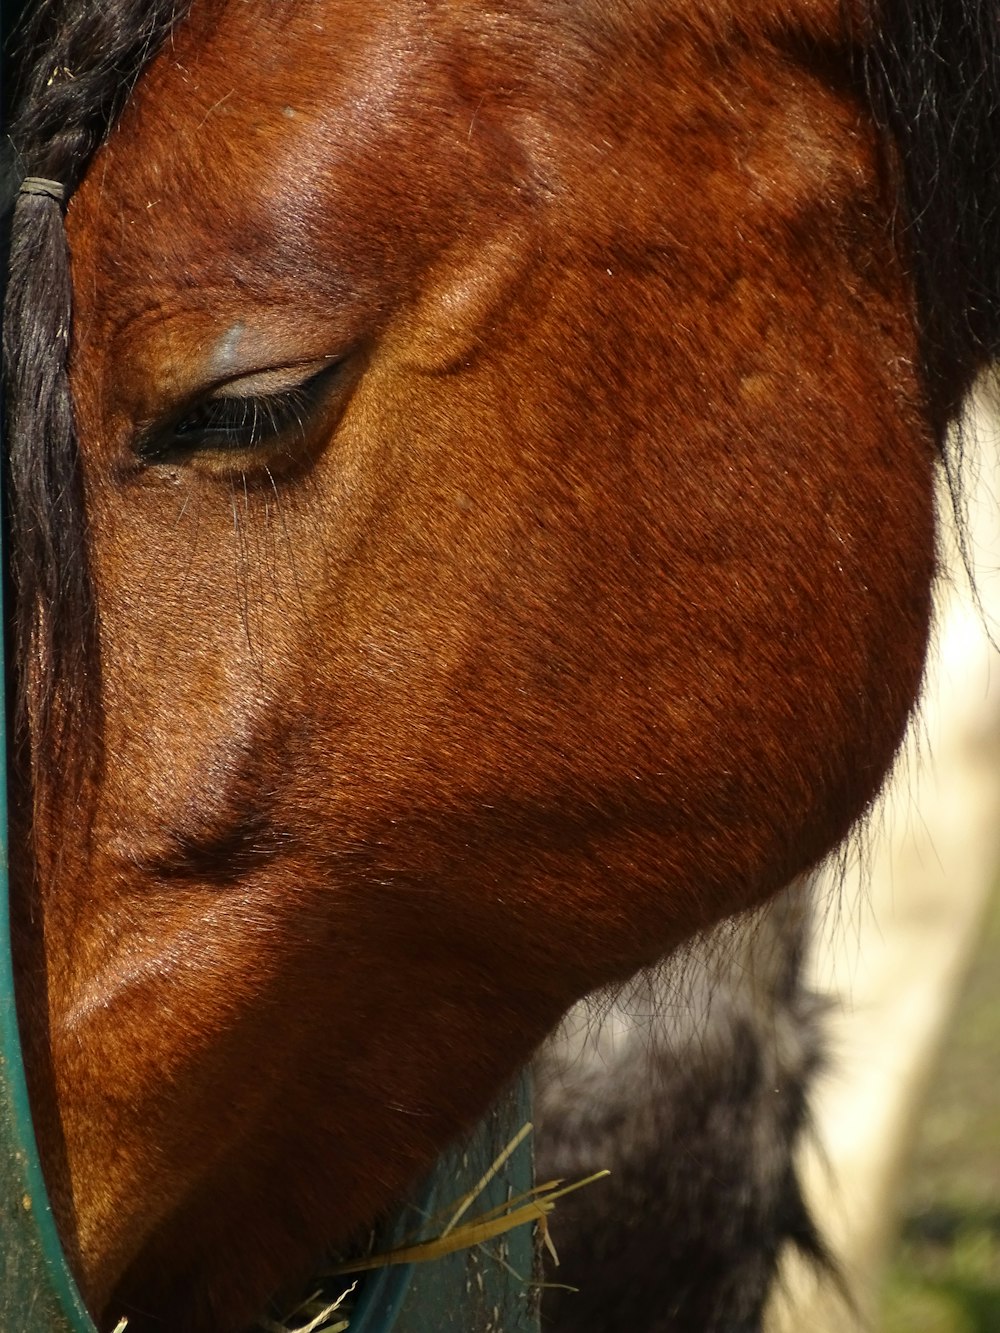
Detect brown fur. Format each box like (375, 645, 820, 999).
(13, 0, 942, 1328)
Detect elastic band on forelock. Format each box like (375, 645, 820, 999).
(18, 177, 66, 204)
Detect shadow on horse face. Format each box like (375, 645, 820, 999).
(7, 0, 946, 1328)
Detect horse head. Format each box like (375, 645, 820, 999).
(8, 0, 983, 1327)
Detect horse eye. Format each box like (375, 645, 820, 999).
(173, 393, 304, 449)
(139, 361, 341, 462)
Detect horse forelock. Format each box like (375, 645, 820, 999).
(3, 0, 193, 821)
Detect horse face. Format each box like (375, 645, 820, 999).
(18, 1, 937, 1327)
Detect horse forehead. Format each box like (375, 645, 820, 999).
(67, 0, 863, 368)
(72, 6, 430, 266)
(81, 88, 382, 276)
(69, 8, 548, 366)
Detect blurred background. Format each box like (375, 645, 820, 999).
(766, 384, 1000, 1333)
(880, 389, 1000, 1333)
(883, 882, 1000, 1332)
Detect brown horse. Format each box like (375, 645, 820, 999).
(4, 0, 999, 1329)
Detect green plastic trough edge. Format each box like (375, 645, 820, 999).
(0, 588, 96, 1330)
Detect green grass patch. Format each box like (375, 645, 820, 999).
(882, 884, 1000, 1331)
(883, 1211, 1000, 1333)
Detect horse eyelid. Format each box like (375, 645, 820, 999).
(134, 360, 344, 462)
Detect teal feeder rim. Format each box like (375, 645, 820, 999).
(0, 720, 96, 1331)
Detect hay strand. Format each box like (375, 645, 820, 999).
(255, 1121, 608, 1332)
(439, 1121, 534, 1239)
(326, 1171, 610, 1275)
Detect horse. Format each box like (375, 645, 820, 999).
(3, 0, 999, 1329)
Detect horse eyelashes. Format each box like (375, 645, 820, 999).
(172, 389, 308, 450)
(139, 361, 340, 462)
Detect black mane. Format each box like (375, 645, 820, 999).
(3, 0, 190, 799)
(862, 0, 1000, 414)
